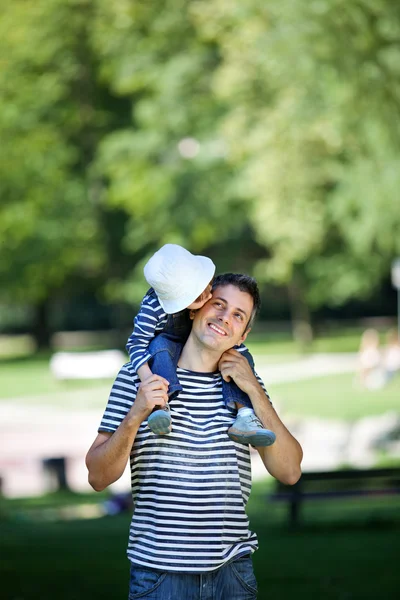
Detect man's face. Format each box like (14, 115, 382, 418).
(191, 284, 254, 353)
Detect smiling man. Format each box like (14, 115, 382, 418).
(86, 273, 302, 600)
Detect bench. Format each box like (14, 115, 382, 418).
(49, 349, 125, 379)
(269, 467, 400, 527)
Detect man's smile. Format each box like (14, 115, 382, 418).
(207, 322, 228, 336)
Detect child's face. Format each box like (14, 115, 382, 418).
(187, 281, 213, 310)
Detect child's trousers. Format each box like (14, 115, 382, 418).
(149, 332, 255, 408)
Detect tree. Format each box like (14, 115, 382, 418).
(89, 0, 255, 304)
(0, 0, 128, 346)
(192, 0, 400, 335)
(2, 0, 399, 349)
(0, 0, 258, 344)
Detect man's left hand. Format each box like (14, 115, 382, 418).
(218, 349, 258, 395)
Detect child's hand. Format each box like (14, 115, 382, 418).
(137, 362, 153, 383)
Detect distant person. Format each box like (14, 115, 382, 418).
(357, 328, 384, 389)
(383, 328, 400, 382)
(86, 273, 303, 599)
(125, 243, 276, 446)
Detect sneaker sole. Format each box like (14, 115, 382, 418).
(148, 410, 172, 435)
(228, 428, 276, 447)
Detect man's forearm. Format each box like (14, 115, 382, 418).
(86, 413, 141, 491)
(86, 374, 170, 491)
(248, 382, 303, 485)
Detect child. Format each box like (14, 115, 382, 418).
(126, 243, 276, 447)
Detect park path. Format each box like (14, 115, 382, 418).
(0, 353, 358, 497)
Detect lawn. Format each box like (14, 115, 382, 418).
(1, 484, 399, 600)
(247, 328, 364, 355)
(1, 348, 399, 422)
(0, 326, 367, 399)
(0, 354, 114, 400)
(271, 372, 400, 421)
(2, 330, 398, 599)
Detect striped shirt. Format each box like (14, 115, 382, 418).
(126, 290, 168, 373)
(99, 363, 265, 572)
(126, 290, 249, 374)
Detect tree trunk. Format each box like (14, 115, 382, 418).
(32, 297, 52, 351)
(288, 275, 313, 349)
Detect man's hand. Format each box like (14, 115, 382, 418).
(218, 349, 258, 395)
(129, 374, 169, 423)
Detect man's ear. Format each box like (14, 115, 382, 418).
(189, 310, 196, 320)
(239, 327, 251, 345)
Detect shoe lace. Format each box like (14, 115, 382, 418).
(249, 414, 264, 428)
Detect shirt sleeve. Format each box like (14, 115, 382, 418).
(98, 363, 140, 433)
(126, 291, 168, 373)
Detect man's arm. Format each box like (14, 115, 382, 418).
(219, 349, 303, 485)
(85, 374, 169, 491)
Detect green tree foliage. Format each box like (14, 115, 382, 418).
(90, 0, 250, 303)
(0, 0, 104, 304)
(1, 0, 399, 346)
(0, 0, 253, 318)
(193, 0, 400, 311)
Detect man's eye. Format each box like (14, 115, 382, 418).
(235, 313, 243, 320)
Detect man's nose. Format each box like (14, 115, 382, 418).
(217, 310, 230, 324)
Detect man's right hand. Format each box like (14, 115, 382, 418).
(129, 375, 169, 423)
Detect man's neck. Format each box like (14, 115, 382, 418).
(177, 335, 221, 373)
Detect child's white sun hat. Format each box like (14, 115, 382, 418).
(144, 244, 216, 314)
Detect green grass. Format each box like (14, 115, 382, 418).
(247, 327, 368, 355)
(1, 329, 398, 598)
(0, 327, 363, 400)
(1, 352, 399, 423)
(271, 372, 400, 420)
(1, 484, 399, 600)
(249, 481, 400, 600)
(0, 354, 114, 400)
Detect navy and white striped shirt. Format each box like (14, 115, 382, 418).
(99, 363, 263, 572)
(126, 290, 169, 373)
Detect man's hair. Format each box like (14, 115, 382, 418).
(212, 273, 261, 331)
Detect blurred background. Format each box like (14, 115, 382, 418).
(1, 0, 400, 598)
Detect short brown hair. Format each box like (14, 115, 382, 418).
(212, 273, 261, 331)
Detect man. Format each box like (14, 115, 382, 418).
(86, 273, 302, 599)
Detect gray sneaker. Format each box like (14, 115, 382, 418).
(228, 412, 276, 447)
(148, 404, 172, 435)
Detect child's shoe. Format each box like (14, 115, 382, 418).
(228, 408, 276, 447)
(148, 404, 172, 435)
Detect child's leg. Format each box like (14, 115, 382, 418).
(221, 349, 255, 408)
(147, 334, 182, 435)
(223, 350, 276, 447)
(149, 334, 183, 399)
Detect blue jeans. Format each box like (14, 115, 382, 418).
(222, 349, 254, 409)
(150, 334, 254, 408)
(149, 333, 184, 400)
(128, 555, 257, 599)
